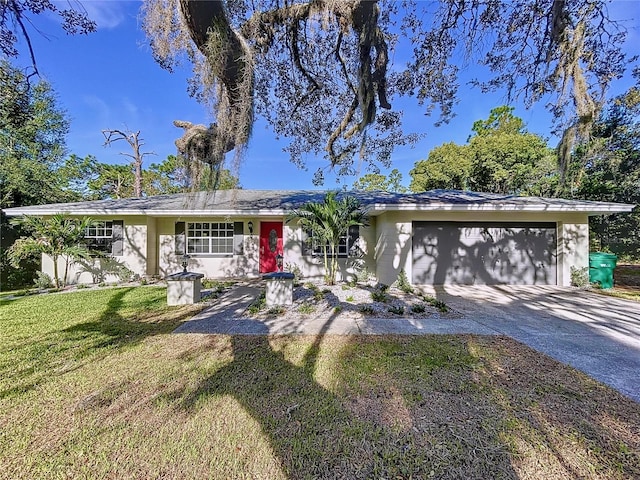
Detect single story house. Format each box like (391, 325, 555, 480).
(3, 189, 634, 286)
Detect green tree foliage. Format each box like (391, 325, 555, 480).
(352, 168, 406, 192)
(87, 163, 136, 200)
(144, 155, 240, 196)
(470, 105, 525, 138)
(467, 131, 557, 196)
(0, 61, 73, 208)
(410, 107, 556, 196)
(142, 0, 633, 184)
(289, 192, 368, 285)
(8, 215, 95, 288)
(568, 81, 640, 259)
(409, 143, 471, 192)
(0, 60, 75, 290)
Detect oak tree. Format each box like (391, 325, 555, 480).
(141, 0, 634, 185)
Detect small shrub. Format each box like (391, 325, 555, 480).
(298, 302, 316, 314)
(359, 305, 375, 315)
(423, 295, 450, 313)
(388, 305, 405, 315)
(266, 305, 286, 316)
(371, 290, 388, 302)
(98, 281, 106, 287)
(33, 271, 53, 289)
(346, 295, 354, 302)
(334, 305, 343, 313)
(341, 284, 352, 290)
(322, 288, 331, 294)
(248, 292, 267, 315)
(305, 282, 324, 300)
(410, 303, 426, 314)
(76, 283, 89, 289)
(570, 266, 590, 288)
(115, 266, 136, 283)
(396, 269, 414, 294)
(285, 262, 303, 285)
(202, 279, 234, 294)
(140, 277, 148, 285)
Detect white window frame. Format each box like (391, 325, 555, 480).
(85, 221, 114, 253)
(307, 230, 350, 258)
(186, 222, 234, 255)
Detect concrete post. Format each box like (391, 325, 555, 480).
(165, 272, 205, 305)
(264, 272, 294, 306)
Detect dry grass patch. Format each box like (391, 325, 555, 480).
(1, 291, 639, 479)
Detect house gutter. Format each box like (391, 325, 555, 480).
(3, 202, 635, 217)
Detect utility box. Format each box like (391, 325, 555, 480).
(166, 272, 205, 305)
(264, 272, 294, 306)
(589, 252, 617, 289)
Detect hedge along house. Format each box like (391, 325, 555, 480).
(3, 189, 634, 287)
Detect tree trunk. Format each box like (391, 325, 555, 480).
(52, 254, 60, 288)
(179, 0, 248, 108)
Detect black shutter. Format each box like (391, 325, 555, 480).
(348, 225, 360, 257)
(111, 220, 124, 256)
(175, 221, 186, 255)
(234, 222, 244, 255)
(303, 229, 314, 256)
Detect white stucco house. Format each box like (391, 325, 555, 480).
(3, 189, 634, 287)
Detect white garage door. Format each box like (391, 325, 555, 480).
(412, 222, 557, 285)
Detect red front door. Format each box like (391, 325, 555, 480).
(259, 222, 283, 273)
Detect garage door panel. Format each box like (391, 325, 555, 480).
(412, 222, 556, 285)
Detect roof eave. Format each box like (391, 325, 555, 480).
(366, 203, 636, 215)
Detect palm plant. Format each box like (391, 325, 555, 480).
(289, 192, 368, 285)
(8, 214, 96, 288)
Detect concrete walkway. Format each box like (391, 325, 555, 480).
(173, 283, 497, 336)
(173, 283, 640, 403)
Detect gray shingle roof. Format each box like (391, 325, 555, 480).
(2, 189, 635, 216)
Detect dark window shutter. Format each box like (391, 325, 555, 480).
(175, 221, 185, 255)
(303, 229, 314, 256)
(348, 225, 360, 257)
(111, 220, 124, 256)
(234, 222, 244, 255)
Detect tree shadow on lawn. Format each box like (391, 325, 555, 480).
(172, 328, 519, 479)
(63, 288, 190, 347)
(1, 288, 199, 399)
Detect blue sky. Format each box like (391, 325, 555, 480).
(16, 1, 639, 190)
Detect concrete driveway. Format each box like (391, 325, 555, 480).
(429, 285, 640, 403)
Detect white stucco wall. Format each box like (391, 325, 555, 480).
(157, 217, 376, 281)
(557, 216, 590, 286)
(373, 210, 591, 287)
(375, 213, 412, 286)
(38, 210, 591, 287)
(157, 217, 261, 279)
(283, 218, 377, 282)
(42, 215, 149, 285)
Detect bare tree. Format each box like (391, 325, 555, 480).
(102, 129, 155, 198)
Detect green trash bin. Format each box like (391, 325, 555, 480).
(589, 252, 617, 289)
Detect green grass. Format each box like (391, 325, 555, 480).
(1, 290, 639, 479)
(0, 287, 201, 399)
(593, 288, 640, 302)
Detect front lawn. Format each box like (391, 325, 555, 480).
(1, 288, 638, 479)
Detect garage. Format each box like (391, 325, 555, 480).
(412, 221, 557, 285)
